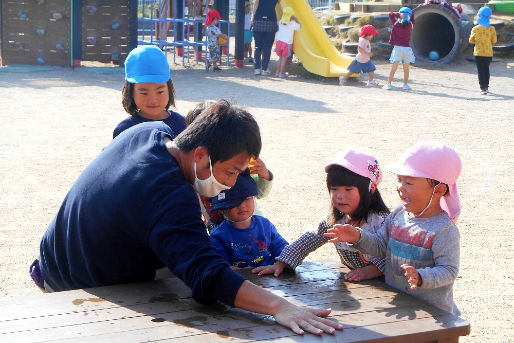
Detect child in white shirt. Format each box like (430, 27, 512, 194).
(275, 7, 300, 78)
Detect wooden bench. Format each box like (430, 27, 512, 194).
(0, 260, 470, 342)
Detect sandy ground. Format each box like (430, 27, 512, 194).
(0, 55, 513, 342)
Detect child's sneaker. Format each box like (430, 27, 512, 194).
(248, 57, 254, 63)
(367, 80, 379, 87)
(480, 88, 488, 95)
(339, 76, 347, 86)
(278, 72, 288, 78)
(382, 83, 392, 90)
(254, 68, 261, 75)
(402, 84, 411, 91)
(261, 69, 271, 76)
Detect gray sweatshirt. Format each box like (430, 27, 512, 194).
(354, 205, 461, 315)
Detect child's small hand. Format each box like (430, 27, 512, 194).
(249, 157, 271, 180)
(252, 261, 287, 277)
(324, 224, 360, 243)
(401, 264, 422, 290)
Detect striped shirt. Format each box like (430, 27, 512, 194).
(277, 212, 388, 273)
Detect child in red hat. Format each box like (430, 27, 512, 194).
(205, 9, 228, 71)
(339, 24, 379, 86)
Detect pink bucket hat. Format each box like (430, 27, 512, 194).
(325, 148, 382, 186)
(387, 141, 462, 220)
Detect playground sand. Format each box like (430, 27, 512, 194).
(0, 56, 513, 342)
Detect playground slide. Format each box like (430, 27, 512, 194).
(277, 0, 353, 77)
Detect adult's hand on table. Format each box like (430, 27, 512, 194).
(273, 302, 343, 336)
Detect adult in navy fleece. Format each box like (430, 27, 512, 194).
(36, 100, 343, 336)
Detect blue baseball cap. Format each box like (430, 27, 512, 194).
(477, 6, 492, 28)
(210, 170, 257, 212)
(125, 45, 170, 83)
(399, 7, 412, 23)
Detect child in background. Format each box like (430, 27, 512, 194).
(274, 7, 300, 78)
(244, 1, 254, 63)
(469, 6, 497, 95)
(113, 45, 185, 139)
(205, 9, 227, 71)
(210, 170, 288, 268)
(339, 24, 379, 87)
(253, 149, 389, 281)
(186, 100, 274, 232)
(324, 141, 462, 315)
(382, 7, 415, 91)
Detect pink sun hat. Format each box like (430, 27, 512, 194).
(387, 141, 462, 221)
(325, 148, 382, 186)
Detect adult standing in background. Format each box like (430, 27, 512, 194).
(251, 0, 279, 76)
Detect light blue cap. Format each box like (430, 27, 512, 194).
(477, 6, 492, 28)
(125, 45, 171, 84)
(399, 7, 412, 23)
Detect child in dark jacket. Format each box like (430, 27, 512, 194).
(210, 170, 288, 268)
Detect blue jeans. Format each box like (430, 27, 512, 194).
(253, 31, 275, 71)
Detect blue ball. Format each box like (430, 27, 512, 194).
(429, 51, 439, 61)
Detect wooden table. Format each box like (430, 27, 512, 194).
(0, 260, 470, 342)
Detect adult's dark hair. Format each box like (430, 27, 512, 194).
(174, 99, 261, 164)
(326, 165, 389, 227)
(121, 79, 176, 115)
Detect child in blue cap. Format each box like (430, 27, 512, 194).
(113, 45, 186, 139)
(210, 169, 288, 268)
(383, 7, 415, 91)
(469, 6, 497, 95)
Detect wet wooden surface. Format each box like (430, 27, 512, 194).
(0, 260, 470, 342)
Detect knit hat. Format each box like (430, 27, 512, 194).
(387, 141, 462, 221)
(399, 7, 412, 23)
(281, 7, 294, 25)
(360, 24, 378, 37)
(125, 45, 170, 84)
(477, 6, 492, 28)
(210, 170, 257, 212)
(206, 9, 221, 26)
(325, 148, 383, 187)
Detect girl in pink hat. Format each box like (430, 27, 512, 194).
(253, 148, 390, 282)
(324, 141, 462, 315)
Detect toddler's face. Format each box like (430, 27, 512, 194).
(133, 82, 169, 119)
(330, 185, 361, 217)
(396, 175, 435, 216)
(226, 196, 255, 223)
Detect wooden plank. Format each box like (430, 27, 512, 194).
(1, 0, 70, 65)
(1, 304, 468, 343)
(0, 286, 467, 343)
(81, 0, 133, 63)
(0, 260, 470, 342)
(0, 274, 389, 321)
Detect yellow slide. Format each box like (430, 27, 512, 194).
(277, 0, 353, 77)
